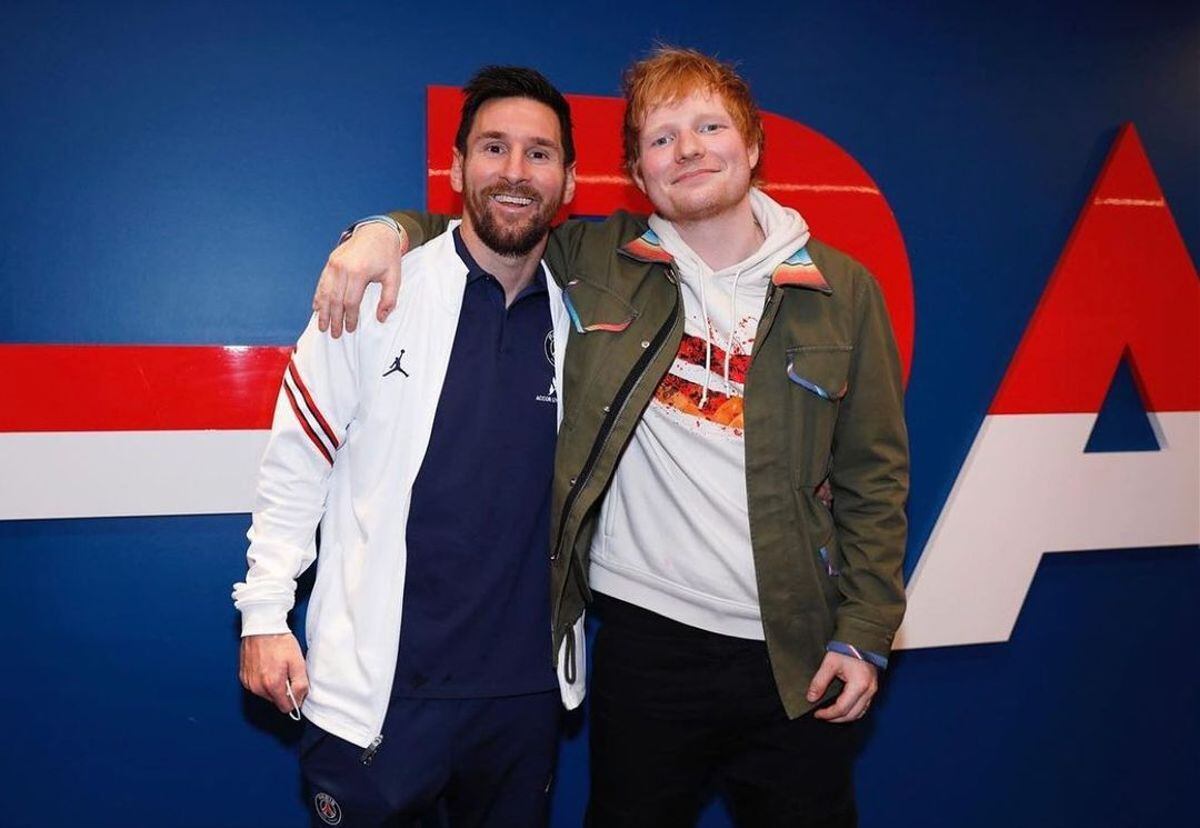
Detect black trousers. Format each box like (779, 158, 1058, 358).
(586, 595, 858, 828)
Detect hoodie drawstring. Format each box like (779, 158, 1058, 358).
(698, 266, 744, 409)
(697, 269, 713, 410)
(725, 268, 744, 391)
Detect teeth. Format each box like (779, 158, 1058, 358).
(493, 194, 533, 206)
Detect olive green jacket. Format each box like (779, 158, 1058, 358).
(394, 210, 909, 718)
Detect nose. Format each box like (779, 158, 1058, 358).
(501, 151, 530, 183)
(676, 130, 704, 162)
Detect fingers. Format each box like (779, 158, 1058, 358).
(376, 260, 402, 323)
(817, 677, 870, 723)
(806, 653, 839, 704)
(314, 222, 404, 335)
(287, 656, 310, 709)
(828, 694, 872, 724)
(810, 653, 878, 723)
(342, 264, 371, 335)
(264, 669, 294, 714)
(314, 260, 349, 339)
(328, 266, 347, 339)
(815, 479, 833, 509)
(239, 634, 305, 715)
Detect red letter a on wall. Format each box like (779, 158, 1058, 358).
(898, 125, 1200, 649)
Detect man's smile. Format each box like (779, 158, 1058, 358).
(487, 190, 540, 214)
(672, 167, 719, 185)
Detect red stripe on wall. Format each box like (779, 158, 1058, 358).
(0, 344, 291, 432)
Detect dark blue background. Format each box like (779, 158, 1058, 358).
(2, 1, 1197, 825)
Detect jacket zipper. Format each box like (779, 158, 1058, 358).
(360, 734, 383, 766)
(750, 283, 782, 358)
(552, 270, 683, 564)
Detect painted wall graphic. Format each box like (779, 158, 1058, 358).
(898, 125, 1200, 649)
(1, 4, 1197, 826)
(0, 89, 917, 518)
(0, 345, 287, 519)
(4, 110, 1192, 653)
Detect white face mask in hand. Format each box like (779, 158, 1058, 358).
(285, 678, 303, 721)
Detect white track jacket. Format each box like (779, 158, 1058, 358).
(233, 225, 584, 750)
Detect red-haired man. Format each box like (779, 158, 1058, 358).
(313, 47, 907, 827)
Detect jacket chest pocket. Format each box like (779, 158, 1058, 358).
(559, 272, 641, 418)
(786, 344, 852, 488)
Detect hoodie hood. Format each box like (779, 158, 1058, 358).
(645, 189, 812, 406)
(647, 187, 811, 285)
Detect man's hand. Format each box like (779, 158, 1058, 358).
(807, 651, 878, 723)
(314, 222, 406, 337)
(239, 632, 308, 715)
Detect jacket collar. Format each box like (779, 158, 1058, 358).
(618, 228, 832, 294)
(771, 246, 832, 294)
(618, 227, 674, 265)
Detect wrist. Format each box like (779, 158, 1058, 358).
(340, 214, 407, 251)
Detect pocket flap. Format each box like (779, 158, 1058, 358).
(561, 276, 639, 334)
(786, 346, 851, 401)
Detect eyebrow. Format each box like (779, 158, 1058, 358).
(648, 110, 729, 128)
(475, 131, 560, 150)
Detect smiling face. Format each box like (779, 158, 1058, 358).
(631, 89, 759, 224)
(452, 96, 576, 258)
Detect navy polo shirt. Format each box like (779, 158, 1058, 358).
(393, 228, 558, 698)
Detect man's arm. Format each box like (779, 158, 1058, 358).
(808, 264, 909, 722)
(314, 213, 453, 337)
(232, 310, 361, 713)
(312, 212, 633, 337)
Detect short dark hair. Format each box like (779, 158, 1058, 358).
(455, 66, 576, 166)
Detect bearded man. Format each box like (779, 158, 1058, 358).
(234, 66, 584, 828)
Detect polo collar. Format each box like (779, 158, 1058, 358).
(453, 226, 548, 294)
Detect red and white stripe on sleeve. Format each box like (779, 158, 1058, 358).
(281, 357, 341, 465)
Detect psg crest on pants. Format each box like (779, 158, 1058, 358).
(314, 792, 342, 825)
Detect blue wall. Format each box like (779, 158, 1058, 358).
(2, 1, 1197, 825)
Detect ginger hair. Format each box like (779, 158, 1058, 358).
(621, 46, 764, 178)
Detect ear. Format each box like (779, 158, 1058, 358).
(450, 148, 465, 194)
(748, 141, 761, 174)
(562, 163, 577, 206)
(630, 160, 646, 195)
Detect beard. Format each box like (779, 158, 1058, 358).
(465, 182, 563, 257)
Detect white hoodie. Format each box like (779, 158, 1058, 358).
(589, 189, 811, 638)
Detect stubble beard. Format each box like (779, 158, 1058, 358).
(645, 160, 754, 226)
(467, 183, 562, 258)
